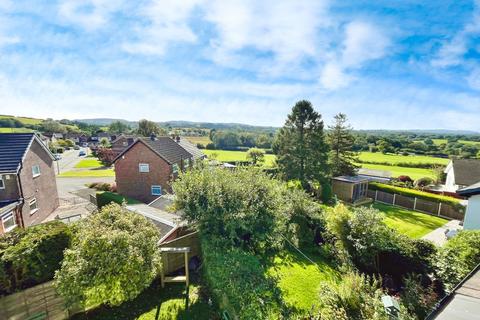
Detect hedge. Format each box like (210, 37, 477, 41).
(96, 191, 140, 208)
(369, 182, 462, 209)
(201, 236, 283, 319)
(357, 160, 442, 169)
(0, 221, 72, 295)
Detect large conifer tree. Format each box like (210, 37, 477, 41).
(328, 113, 359, 176)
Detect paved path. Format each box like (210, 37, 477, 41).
(422, 219, 462, 246)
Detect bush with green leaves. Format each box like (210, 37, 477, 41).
(0, 221, 72, 294)
(317, 272, 389, 320)
(201, 236, 283, 319)
(401, 274, 439, 319)
(54, 203, 161, 307)
(173, 166, 322, 253)
(436, 230, 480, 291)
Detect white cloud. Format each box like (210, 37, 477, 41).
(122, 0, 200, 55)
(58, 0, 124, 31)
(319, 21, 390, 90)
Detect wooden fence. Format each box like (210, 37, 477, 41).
(0, 281, 81, 320)
(367, 189, 465, 220)
(159, 231, 200, 275)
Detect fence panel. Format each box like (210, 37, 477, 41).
(414, 198, 439, 215)
(395, 194, 415, 210)
(376, 191, 394, 205)
(0, 281, 79, 320)
(440, 203, 465, 220)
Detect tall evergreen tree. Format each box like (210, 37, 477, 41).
(274, 100, 329, 188)
(328, 113, 359, 176)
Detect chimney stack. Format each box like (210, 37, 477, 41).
(175, 135, 181, 143)
(150, 133, 156, 141)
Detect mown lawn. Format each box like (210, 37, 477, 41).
(59, 168, 115, 177)
(0, 127, 33, 132)
(0, 114, 43, 125)
(360, 163, 435, 180)
(372, 203, 447, 238)
(75, 159, 104, 168)
(268, 247, 339, 312)
(185, 136, 212, 147)
(358, 152, 449, 166)
(72, 279, 215, 320)
(203, 149, 276, 167)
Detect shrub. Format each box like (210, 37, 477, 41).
(414, 177, 434, 188)
(401, 274, 439, 319)
(0, 221, 72, 294)
(201, 236, 282, 319)
(398, 175, 413, 183)
(205, 142, 215, 150)
(317, 272, 388, 320)
(55, 203, 161, 307)
(436, 231, 480, 291)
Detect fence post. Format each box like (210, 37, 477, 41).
(438, 203, 442, 216)
(375, 190, 378, 201)
(413, 198, 417, 211)
(393, 193, 397, 206)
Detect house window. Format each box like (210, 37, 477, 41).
(172, 163, 179, 174)
(184, 158, 190, 168)
(151, 185, 162, 196)
(29, 198, 38, 214)
(32, 165, 41, 177)
(0, 176, 4, 189)
(122, 141, 128, 146)
(2, 212, 16, 232)
(139, 163, 150, 173)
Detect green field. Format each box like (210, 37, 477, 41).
(0, 115, 43, 125)
(185, 136, 212, 147)
(358, 152, 449, 165)
(0, 127, 33, 133)
(203, 149, 276, 166)
(268, 247, 339, 312)
(360, 163, 435, 180)
(373, 203, 447, 238)
(75, 159, 104, 168)
(59, 168, 115, 177)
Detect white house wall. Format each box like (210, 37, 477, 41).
(464, 194, 480, 230)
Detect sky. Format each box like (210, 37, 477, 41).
(0, 0, 479, 130)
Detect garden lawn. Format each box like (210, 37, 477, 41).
(0, 127, 33, 133)
(59, 168, 114, 177)
(268, 247, 339, 312)
(71, 279, 215, 320)
(0, 115, 43, 125)
(360, 163, 435, 180)
(203, 149, 276, 167)
(358, 152, 449, 166)
(75, 159, 104, 168)
(373, 203, 448, 239)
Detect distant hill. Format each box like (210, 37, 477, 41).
(75, 118, 135, 126)
(356, 129, 480, 135)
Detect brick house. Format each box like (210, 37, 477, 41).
(111, 134, 137, 157)
(113, 136, 204, 203)
(0, 133, 59, 235)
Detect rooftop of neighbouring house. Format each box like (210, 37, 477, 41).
(332, 175, 369, 183)
(430, 265, 480, 320)
(357, 168, 392, 178)
(458, 182, 480, 197)
(0, 133, 35, 173)
(178, 137, 205, 159)
(450, 159, 480, 186)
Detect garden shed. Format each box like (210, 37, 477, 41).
(332, 176, 370, 204)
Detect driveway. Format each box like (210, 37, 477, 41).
(54, 147, 89, 174)
(56, 176, 115, 199)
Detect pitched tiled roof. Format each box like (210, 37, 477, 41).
(452, 159, 480, 186)
(0, 133, 35, 173)
(458, 182, 480, 197)
(142, 137, 193, 164)
(178, 138, 205, 159)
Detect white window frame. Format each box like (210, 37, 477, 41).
(184, 158, 190, 168)
(32, 165, 41, 177)
(151, 185, 162, 196)
(172, 163, 179, 174)
(139, 163, 150, 173)
(0, 176, 4, 190)
(29, 198, 38, 215)
(2, 211, 16, 232)
(122, 141, 128, 146)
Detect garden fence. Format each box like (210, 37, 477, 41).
(0, 281, 82, 320)
(367, 189, 464, 221)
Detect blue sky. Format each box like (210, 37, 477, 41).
(0, 0, 479, 130)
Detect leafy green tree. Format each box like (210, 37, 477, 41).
(99, 137, 111, 148)
(41, 119, 67, 133)
(328, 113, 359, 176)
(109, 121, 130, 133)
(273, 100, 329, 189)
(246, 147, 265, 165)
(436, 230, 480, 291)
(137, 119, 164, 137)
(54, 203, 161, 307)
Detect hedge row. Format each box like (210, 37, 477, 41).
(0, 221, 72, 295)
(369, 182, 462, 209)
(96, 191, 140, 208)
(357, 160, 443, 169)
(201, 236, 282, 319)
